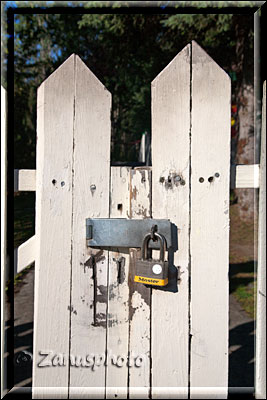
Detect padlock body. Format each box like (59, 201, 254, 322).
(134, 260, 168, 286)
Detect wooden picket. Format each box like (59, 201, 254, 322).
(190, 41, 230, 398)
(69, 55, 111, 398)
(33, 54, 76, 398)
(151, 43, 191, 398)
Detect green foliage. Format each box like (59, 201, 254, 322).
(4, 4, 254, 165)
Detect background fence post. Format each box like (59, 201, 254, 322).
(255, 81, 266, 399)
(1, 86, 7, 398)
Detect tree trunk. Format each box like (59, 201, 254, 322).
(236, 82, 255, 222)
(232, 15, 255, 223)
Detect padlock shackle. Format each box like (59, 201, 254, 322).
(141, 232, 166, 261)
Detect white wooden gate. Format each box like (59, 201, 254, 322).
(28, 41, 230, 399)
(2, 42, 265, 399)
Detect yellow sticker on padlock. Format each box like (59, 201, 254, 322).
(134, 275, 168, 286)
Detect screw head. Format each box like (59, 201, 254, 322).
(90, 184, 96, 191)
(174, 175, 181, 182)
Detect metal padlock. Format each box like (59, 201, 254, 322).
(134, 232, 168, 287)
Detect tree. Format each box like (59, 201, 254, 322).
(5, 3, 258, 222)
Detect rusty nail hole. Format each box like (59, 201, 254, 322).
(167, 176, 172, 183)
(117, 204, 123, 211)
(52, 179, 56, 185)
(215, 172, 220, 178)
(180, 180, 185, 186)
(159, 177, 165, 183)
(208, 176, 214, 183)
(199, 177, 204, 183)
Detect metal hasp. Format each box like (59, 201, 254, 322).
(86, 218, 176, 250)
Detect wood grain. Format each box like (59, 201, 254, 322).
(33, 54, 75, 398)
(151, 44, 191, 398)
(190, 41, 230, 399)
(106, 167, 131, 399)
(128, 168, 152, 399)
(230, 164, 260, 189)
(69, 55, 111, 398)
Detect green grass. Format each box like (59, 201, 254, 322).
(235, 281, 256, 318)
(229, 204, 257, 319)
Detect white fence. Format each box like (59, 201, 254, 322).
(1, 41, 266, 398)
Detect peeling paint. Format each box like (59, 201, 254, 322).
(128, 249, 151, 322)
(132, 186, 138, 200)
(93, 312, 106, 328)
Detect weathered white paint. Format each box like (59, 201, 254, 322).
(128, 168, 151, 399)
(33, 55, 76, 398)
(1, 86, 7, 398)
(230, 164, 260, 189)
(190, 41, 230, 398)
(68, 55, 111, 398)
(14, 169, 36, 192)
(106, 167, 131, 399)
(14, 235, 36, 275)
(255, 81, 266, 399)
(151, 44, 191, 398)
(13, 163, 259, 193)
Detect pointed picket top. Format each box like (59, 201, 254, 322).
(39, 53, 111, 100)
(192, 40, 231, 80)
(38, 53, 75, 90)
(151, 42, 191, 86)
(75, 54, 111, 96)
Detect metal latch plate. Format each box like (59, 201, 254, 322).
(86, 218, 176, 250)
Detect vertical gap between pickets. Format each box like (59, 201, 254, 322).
(127, 170, 132, 399)
(105, 150, 112, 398)
(68, 54, 76, 399)
(188, 41, 193, 399)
